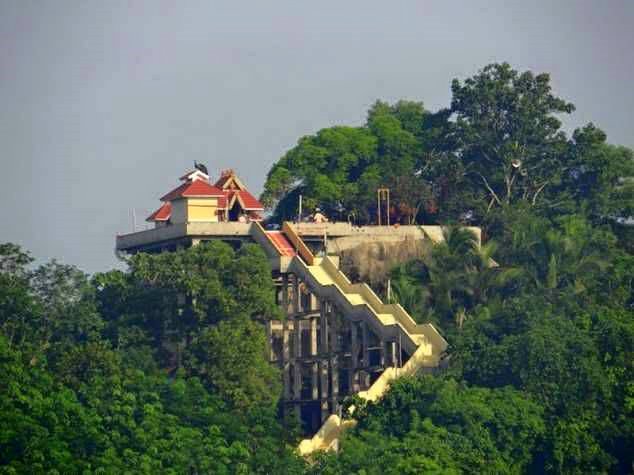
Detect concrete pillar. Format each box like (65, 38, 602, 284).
(282, 274, 289, 316)
(293, 319, 302, 401)
(310, 317, 318, 355)
(360, 322, 370, 388)
(319, 300, 330, 421)
(292, 275, 300, 314)
(319, 360, 329, 421)
(329, 311, 339, 411)
(350, 322, 360, 392)
(390, 340, 398, 368)
(282, 318, 290, 401)
(319, 300, 329, 352)
(310, 318, 319, 400)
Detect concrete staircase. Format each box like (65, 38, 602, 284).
(252, 222, 447, 455)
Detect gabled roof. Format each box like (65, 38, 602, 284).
(233, 189, 264, 210)
(160, 179, 224, 202)
(219, 189, 264, 211)
(213, 170, 264, 210)
(215, 169, 244, 189)
(146, 202, 171, 222)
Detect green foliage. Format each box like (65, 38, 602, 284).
(263, 63, 634, 228)
(262, 101, 433, 224)
(449, 63, 574, 212)
(0, 242, 303, 473)
(313, 377, 544, 474)
(187, 315, 281, 411)
(2, 61, 634, 474)
(94, 241, 279, 371)
(390, 227, 520, 334)
(300, 63, 633, 473)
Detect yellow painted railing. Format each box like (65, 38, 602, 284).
(277, 225, 447, 455)
(282, 221, 315, 265)
(249, 222, 283, 258)
(298, 343, 439, 455)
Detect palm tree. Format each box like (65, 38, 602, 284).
(519, 216, 608, 294)
(389, 226, 522, 332)
(390, 261, 430, 322)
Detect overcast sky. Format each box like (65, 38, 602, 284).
(1, 0, 633, 273)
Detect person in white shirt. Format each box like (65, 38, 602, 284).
(312, 208, 328, 223)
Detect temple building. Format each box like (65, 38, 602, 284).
(145, 168, 264, 227)
(116, 167, 456, 454)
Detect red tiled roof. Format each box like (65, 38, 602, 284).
(160, 179, 224, 202)
(215, 174, 232, 189)
(218, 189, 264, 211)
(146, 202, 171, 222)
(235, 189, 264, 210)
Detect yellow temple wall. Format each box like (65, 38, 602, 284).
(186, 198, 219, 222)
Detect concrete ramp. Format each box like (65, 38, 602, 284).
(266, 231, 297, 257)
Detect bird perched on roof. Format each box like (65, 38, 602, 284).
(194, 160, 209, 175)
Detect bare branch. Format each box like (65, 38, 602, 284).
(531, 181, 549, 205)
(475, 172, 503, 207)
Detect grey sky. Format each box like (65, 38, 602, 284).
(1, 0, 633, 273)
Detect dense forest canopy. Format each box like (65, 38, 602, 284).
(262, 63, 634, 228)
(1, 63, 633, 473)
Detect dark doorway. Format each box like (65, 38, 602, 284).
(228, 202, 244, 221)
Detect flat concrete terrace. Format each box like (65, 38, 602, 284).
(116, 221, 482, 254)
(116, 222, 252, 253)
(289, 222, 481, 246)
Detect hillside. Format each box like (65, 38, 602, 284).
(1, 63, 633, 474)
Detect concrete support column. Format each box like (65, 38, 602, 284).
(361, 322, 370, 389)
(329, 311, 339, 412)
(310, 318, 318, 400)
(282, 318, 291, 401)
(390, 340, 398, 368)
(293, 319, 302, 401)
(282, 274, 289, 316)
(319, 300, 330, 421)
(319, 300, 329, 352)
(292, 275, 300, 314)
(350, 322, 360, 392)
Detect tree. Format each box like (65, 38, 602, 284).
(390, 227, 519, 332)
(314, 377, 544, 474)
(95, 241, 279, 370)
(262, 101, 435, 224)
(186, 315, 281, 412)
(449, 63, 574, 214)
(562, 124, 634, 222)
(0, 241, 305, 473)
(0, 245, 39, 351)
